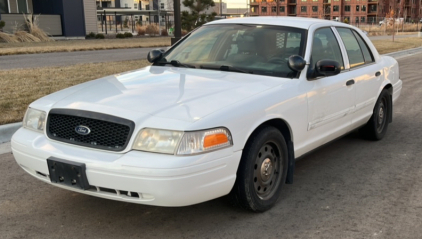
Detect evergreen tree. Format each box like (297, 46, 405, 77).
(181, 0, 217, 31)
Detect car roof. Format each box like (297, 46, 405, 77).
(205, 16, 348, 29)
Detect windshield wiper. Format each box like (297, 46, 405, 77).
(159, 60, 196, 68)
(199, 64, 253, 74)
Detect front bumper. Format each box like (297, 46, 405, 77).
(11, 128, 242, 207)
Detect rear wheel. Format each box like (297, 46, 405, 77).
(360, 89, 391, 140)
(228, 126, 288, 212)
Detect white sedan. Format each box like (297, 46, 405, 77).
(12, 17, 402, 212)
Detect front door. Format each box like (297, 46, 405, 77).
(303, 27, 356, 153)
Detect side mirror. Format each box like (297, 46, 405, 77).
(315, 59, 341, 77)
(147, 49, 164, 63)
(288, 55, 306, 72)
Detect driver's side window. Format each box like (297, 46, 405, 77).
(312, 28, 344, 70)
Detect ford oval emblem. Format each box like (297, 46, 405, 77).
(75, 125, 91, 135)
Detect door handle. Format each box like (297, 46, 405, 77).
(375, 71, 381, 77)
(346, 79, 355, 86)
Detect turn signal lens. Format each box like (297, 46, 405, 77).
(203, 133, 229, 149)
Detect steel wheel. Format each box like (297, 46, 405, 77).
(360, 89, 391, 141)
(253, 143, 282, 200)
(228, 126, 288, 212)
(376, 97, 388, 134)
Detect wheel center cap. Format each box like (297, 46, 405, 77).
(379, 107, 384, 124)
(260, 158, 273, 181)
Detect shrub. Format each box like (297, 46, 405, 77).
(181, 29, 188, 36)
(0, 20, 5, 31)
(124, 32, 133, 38)
(86, 32, 96, 39)
(343, 18, 349, 24)
(116, 33, 125, 38)
(136, 25, 146, 35)
(161, 30, 168, 36)
(95, 33, 105, 39)
(145, 24, 159, 36)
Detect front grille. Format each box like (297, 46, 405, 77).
(46, 109, 135, 152)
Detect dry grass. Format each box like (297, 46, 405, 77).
(0, 32, 19, 43)
(360, 23, 421, 34)
(372, 37, 422, 54)
(0, 37, 171, 56)
(14, 31, 41, 42)
(25, 14, 54, 42)
(0, 60, 150, 125)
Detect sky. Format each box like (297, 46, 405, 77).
(225, 0, 248, 9)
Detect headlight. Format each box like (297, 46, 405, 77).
(132, 128, 184, 154)
(23, 108, 46, 133)
(132, 127, 233, 155)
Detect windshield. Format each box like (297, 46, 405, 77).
(159, 24, 307, 78)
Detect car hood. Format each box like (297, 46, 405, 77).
(34, 66, 289, 123)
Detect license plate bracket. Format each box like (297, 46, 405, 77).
(47, 157, 90, 190)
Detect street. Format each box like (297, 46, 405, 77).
(0, 53, 421, 238)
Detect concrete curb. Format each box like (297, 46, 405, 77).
(384, 46, 422, 59)
(0, 122, 22, 144)
(1, 46, 422, 145)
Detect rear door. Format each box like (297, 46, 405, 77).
(334, 27, 382, 129)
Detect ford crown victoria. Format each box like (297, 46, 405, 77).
(12, 17, 402, 212)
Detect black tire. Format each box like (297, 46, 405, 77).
(228, 126, 288, 212)
(360, 89, 391, 140)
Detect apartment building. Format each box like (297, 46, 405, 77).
(250, 0, 422, 23)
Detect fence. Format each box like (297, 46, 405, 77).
(96, 13, 174, 35)
(331, 16, 422, 35)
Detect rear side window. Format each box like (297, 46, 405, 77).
(352, 31, 374, 63)
(336, 28, 365, 68)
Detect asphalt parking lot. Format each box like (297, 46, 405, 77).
(1, 53, 421, 239)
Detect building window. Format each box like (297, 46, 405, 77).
(369, 5, 377, 12)
(361, 5, 366, 11)
(262, 6, 267, 12)
(313, 0, 318, 1)
(333, 5, 339, 11)
(125, 3, 128, 8)
(134, 3, 138, 9)
(280, 0, 285, 2)
(312, 6, 318, 12)
(272, 6, 276, 12)
(0, 0, 9, 13)
(17, 0, 28, 13)
(146, 4, 150, 10)
(301, 6, 307, 12)
(345, 5, 350, 11)
(302, 0, 307, 2)
(161, 3, 164, 9)
(356, 5, 359, 11)
(355, 17, 359, 23)
(280, 6, 285, 12)
(262, 0, 266, 2)
(361, 16, 365, 22)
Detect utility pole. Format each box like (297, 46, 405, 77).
(158, 0, 161, 35)
(172, 0, 182, 45)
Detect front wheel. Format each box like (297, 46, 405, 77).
(228, 126, 288, 212)
(360, 89, 391, 140)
